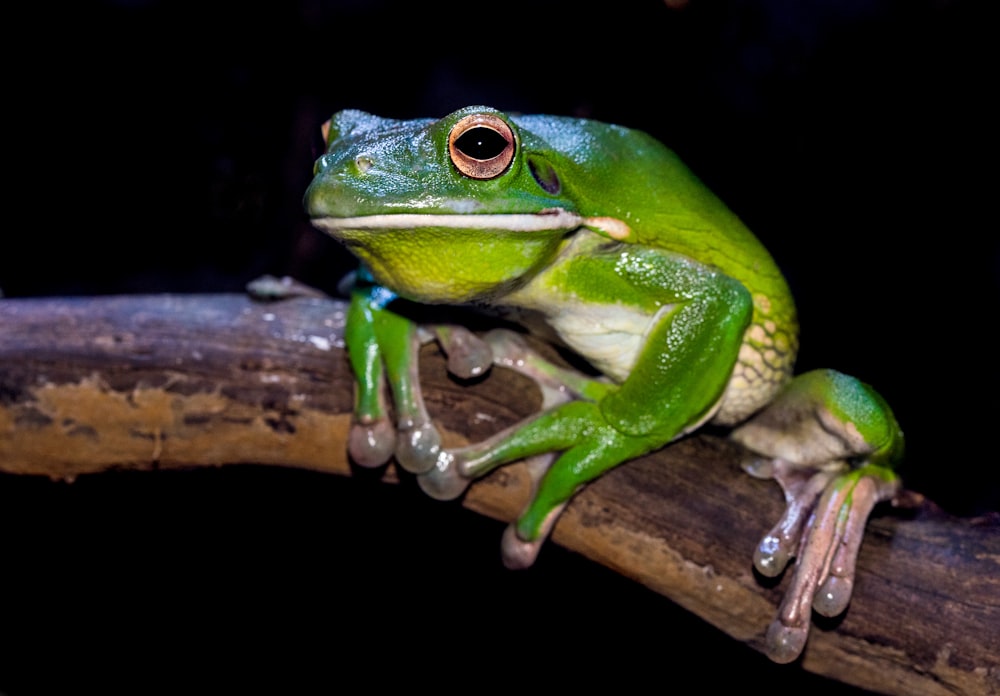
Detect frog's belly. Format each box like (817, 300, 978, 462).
(545, 303, 650, 382)
(549, 304, 786, 426)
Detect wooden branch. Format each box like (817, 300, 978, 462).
(1, 294, 997, 694)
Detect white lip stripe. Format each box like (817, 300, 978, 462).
(312, 210, 584, 233)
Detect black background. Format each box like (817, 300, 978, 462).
(2, 1, 995, 693)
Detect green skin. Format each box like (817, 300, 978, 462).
(304, 105, 904, 663)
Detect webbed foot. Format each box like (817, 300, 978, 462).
(348, 316, 489, 474)
(417, 327, 596, 501)
(393, 325, 494, 474)
(747, 459, 899, 663)
(416, 330, 614, 564)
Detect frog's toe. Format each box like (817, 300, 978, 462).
(809, 472, 893, 616)
(435, 325, 494, 379)
(741, 455, 775, 480)
(394, 420, 443, 474)
(814, 574, 853, 617)
(765, 620, 809, 665)
(500, 524, 544, 570)
(417, 452, 471, 500)
(348, 418, 396, 468)
(753, 531, 797, 579)
(751, 460, 837, 578)
(502, 499, 569, 570)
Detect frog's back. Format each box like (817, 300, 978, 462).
(516, 113, 799, 423)
(619, 125, 800, 423)
(625, 130, 800, 423)
(629, 141, 801, 422)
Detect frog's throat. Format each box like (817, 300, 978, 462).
(310, 210, 585, 234)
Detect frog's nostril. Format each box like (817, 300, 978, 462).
(355, 155, 374, 174)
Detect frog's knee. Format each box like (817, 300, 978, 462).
(732, 368, 903, 467)
(805, 369, 903, 465)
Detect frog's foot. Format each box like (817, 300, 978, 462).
(757, 464, 899, 663)
(423, 396, 652, 575)
(742, 457, 840, 578)
(382, 324, 490, 475)
(421, 448, 563, 567)
(417, 328, 591, 499)
(417, 433, 558, 503)
(732, 369, 904, 663)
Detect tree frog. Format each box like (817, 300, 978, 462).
(304, 105, 904, 663)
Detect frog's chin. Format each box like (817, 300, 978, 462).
(309, 209, 583, 235)
(310, 210, 584, 304)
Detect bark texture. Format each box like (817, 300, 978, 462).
(1, 294, 997, 695)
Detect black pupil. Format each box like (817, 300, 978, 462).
(455, 127, 508, 160)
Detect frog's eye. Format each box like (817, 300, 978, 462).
(448, 114, 515, 180)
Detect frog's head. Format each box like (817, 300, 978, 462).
(305, 105, 591, 303)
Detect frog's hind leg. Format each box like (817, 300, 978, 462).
(730, 368, 903, 663)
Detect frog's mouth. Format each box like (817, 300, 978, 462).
(311, 209, 635, 244)
(309, 209, 584, 235)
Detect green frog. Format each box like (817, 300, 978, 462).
(304, 105, 903, 663)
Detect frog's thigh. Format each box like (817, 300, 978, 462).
(731, 368, 901, 467)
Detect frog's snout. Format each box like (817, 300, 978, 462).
(305, 153, 378, 218)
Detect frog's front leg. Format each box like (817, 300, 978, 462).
(731, 368, 903, 663)
(414, 327, 635, 568)
(422, 399, 661, 567)
(346, 284, 487, 473)
(423, 274, 753, 568)
(344, 282, 401, 469)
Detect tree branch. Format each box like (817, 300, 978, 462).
(1, 294, 997, 694)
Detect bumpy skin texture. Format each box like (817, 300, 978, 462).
(304, 106, 904, 663)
